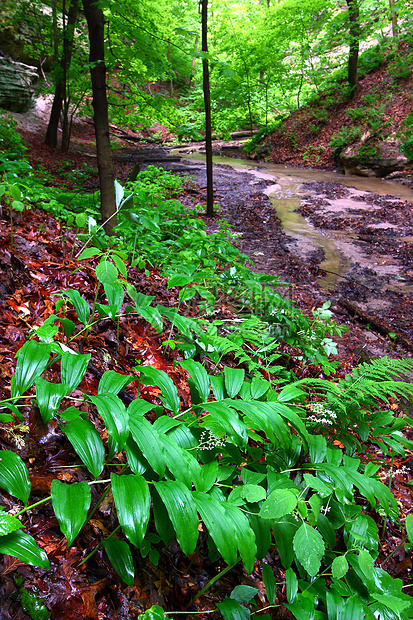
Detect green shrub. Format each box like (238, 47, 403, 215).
(0, 112, 27, 160)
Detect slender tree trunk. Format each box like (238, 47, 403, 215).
(45, 0, 79, 148)
(202, 0, 214, 218)
(82, 0, 117, 235)
(188, 36, 198, 89)
(389, 0, 399, 37)
(346, 0, 360, 93)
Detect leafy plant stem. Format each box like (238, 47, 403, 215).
(78, 524, 122, 567)
(189, 557, 240, 607)
(380, 535, 408, 567)
(15, 495, 51, 516)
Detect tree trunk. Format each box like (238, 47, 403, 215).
(389, 0, 399, 38)
(82, 0, 117, 235)
(202, 0, 214, 218)
(45, 0, 79, 148)
(346, 0, 360, 93)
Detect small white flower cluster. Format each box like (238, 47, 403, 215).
(320, 505, 331, 515)
(306, 402, 337, 427)
(198, 429, 226, 451)
(379, 465, 410, 481)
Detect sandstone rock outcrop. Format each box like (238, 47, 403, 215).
(0, 56, 38, 113)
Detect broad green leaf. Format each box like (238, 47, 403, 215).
(373, 593, 411, 614)
(277, 385, 305, 402)
(129, 415, 166, 477)
(51, 480, 91, 547)
(153, 480, 198, 556)
(137, 605, 166, 620)
(89, 394, 129, 457)
(97, 370, 134, 395)
(358, 549, 375, 586)
(103, 283, 124, 319)
(103, 537, 134, 586)
(0, 530, 49, 568)
(11, 340, 51, 397)
(63, 418, 105, 478)
(293, 523, 325, 577)
(230, 585, 259, 603)
(96, 260, 118, 285)
(0, 450, 30, 504)
(303, 473, 332, 497)
(332, 555, 349, 580)
(111, 473, 150, 547)
(210, 375, 225, 401)
(268, 403, 309, 450)
(317, 513, 336, 549)
(78, 247, 102, 260)
(406, 513, 413, 542)
(115, 179, 124, 207)
(0, 512, 24, 535)
(224, 502, 257, 573)
(262, 564, 277, 604)
(286, 567, 298, 603)
(137, 366, 180, 414)
(61, 351, 91, 392)
(128, 398, 155, 418)
(240, 484, 266, 503)
(309, 434, 327, 464)
(224, 367, 245, 398)
(124, 436, 147, 475)
(179, 360, 210, 402)
(193, 491, 238, 566)
(136, 305, 163, 334)
(111, 254, 128, 279)
(62, 289, 90, 326)
(250, 376, 270, 400)
(152, 488, 174, 546)
(158, 306, 200, 340)
(259, 489, 298, 520)
(35, 378, 69, 423)
(195, 460, 218, 493)
(202, 402, 248, 447)
(249, 514, 272, 560)
(216, 598, 250, 620)
(160, 434, 201, 490)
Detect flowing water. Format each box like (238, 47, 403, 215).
(178, 151, 413, 291)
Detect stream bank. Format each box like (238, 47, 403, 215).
(165, 149, 413, 360)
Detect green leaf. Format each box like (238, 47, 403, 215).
(0, 450, 30, 504)
(224, 502, 257, 574)
(0, 512, 24, 535)
(332, 555, 349, 580)
(51, 480, 91, 547)
(259, 489, 298, 520)
(112, 254, 127, 279)
(286, 567, 298, 603)
(250, 376, 270, 400)
(193, 491, 238, 566)
(224, 367, 245, 398)
(358, 549, 375, 586)
(240, 484, 266, 503)
(153, 481, 199, 556)
(136, 305, 163, 334)
(373, 593, 411, 614)
(137, 366, 180, 414)
(179, 360, 210, 402)
(60, 351, 91, 392)
(277, 385, 305, 402)
(78, 247, 102, 260)
(35, 378, 69, 423)
(0, 530, 49, 568)
(202, 402, 248, 447)
(406, 513, 413, 542)
(309, 434, 327, 464)
(103, 283, 124, 319)
(137, 605, 166, 620)
(11, 340, 51, 397)
(273, 515, 298, 569)
(89, 393, 129, 457)
(217, 598, 250, 620)
(293, 523, 325, 577)
(103, 537, 134, 586)
(303, 473, 332, 497)
(128, 399, 155, 418)
(230, 585, 259, 603)
(111, 473, 150, 548)
(96, 260, 118, 285)
(129, 415, 166, 477)
(62, 289, 91, 326)
(262, 564, 277, 604)
(97, 370, 134, 396)
(63, 418, 105, 478)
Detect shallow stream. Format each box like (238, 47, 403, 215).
(179, 151, 413, 291)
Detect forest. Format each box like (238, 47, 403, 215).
(1, 0, 413, 619)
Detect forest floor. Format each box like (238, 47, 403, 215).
(1, 105, 413, 619)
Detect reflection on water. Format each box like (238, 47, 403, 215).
(178, 151, 413, 290)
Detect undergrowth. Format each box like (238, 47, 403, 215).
(1, 149, 413, 620)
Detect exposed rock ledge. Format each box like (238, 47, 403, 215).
(0, 56, 38, 113)
(338, 131, 412, 177)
